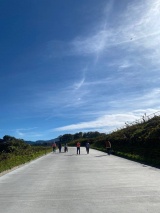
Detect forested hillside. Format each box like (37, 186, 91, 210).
(0, 135, 51, 173)
(105, 115, 160, 167)
(1, 115, 160, 173)
(67, 115, 160, 168)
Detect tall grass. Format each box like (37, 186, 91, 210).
(0, 146, 51, 173)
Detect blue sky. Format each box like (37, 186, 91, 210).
(0, 0, 160, 141)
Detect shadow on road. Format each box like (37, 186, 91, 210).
(65, 154, 88, 156)
(95, 155, 108, 157)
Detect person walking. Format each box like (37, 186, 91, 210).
(52, 142, 56, 153)
(105, 140, 111, 155)
(77, 142, 81, 155)
(58, 142, 62, 153)
(64, 143, 68, 152)
(86, 142, 90, 154)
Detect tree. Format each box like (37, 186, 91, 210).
(74, 132, 83, 139)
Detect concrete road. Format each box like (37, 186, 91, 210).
(0, 147, 160, 213)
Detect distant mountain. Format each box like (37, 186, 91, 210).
(25, 138, 60, 145)
(25, 141, 35, 145)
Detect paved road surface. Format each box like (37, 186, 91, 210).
(0, 147, 160, 213)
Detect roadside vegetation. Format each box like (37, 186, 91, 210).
(1, 114, 160, 173)
(0, 135, 51, 173)
(66, 115, 160, 168)
(105, 115, 160, 167)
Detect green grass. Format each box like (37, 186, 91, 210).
(0, 147, 51, 173)
(91, 145, 160, 168)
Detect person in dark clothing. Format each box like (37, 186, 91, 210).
(58, 142, 62, 153)
(86, 142, 90, 154)
(52, 142, 56, 153)
(105, 141, 111, 155)
(64, 143, 68, 152)
(77, 142, 80, 155)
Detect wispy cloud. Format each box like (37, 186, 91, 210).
(30, 69, 160, 121)
(108, 88, 160, 111)
(69, 0, 160, 65)
(53, 107, 159, 133)
(15, 128, 43, 140)
(73, 77, 85, 90)
(51, 85, 160, 133)
(71, 29, 110, 56)
(46, 0, 160, 69)
(137, 88, 160, 107)
(17, 0, 160, 139)
(53, 113, 138, 131)
(118, 61, 133, 71)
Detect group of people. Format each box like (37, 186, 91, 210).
(77, 141, 112, 155)
(51, 141, 90, 155)
(76, 141, 90, 155)
(52, 142, 68, 153)
(52, 140, 112, 155)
